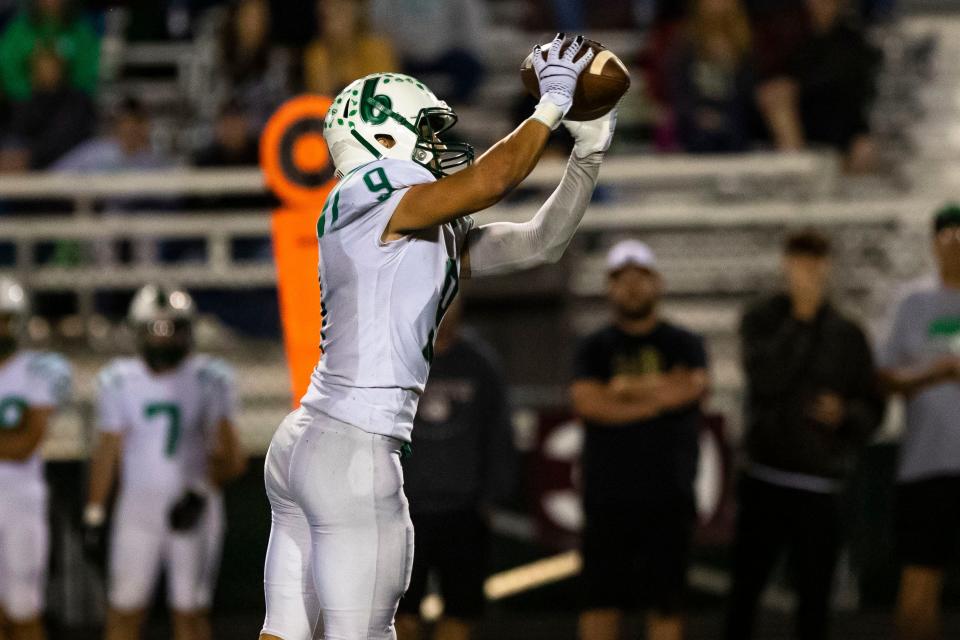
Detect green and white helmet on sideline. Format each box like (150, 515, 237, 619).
(128, 284, 196, 371)
(128, 283, 196, 325)
(0, 277, 27, 317)
(0, 277, 27, 356)
(324, 73, 474, 178)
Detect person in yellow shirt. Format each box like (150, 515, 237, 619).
(303, 0, 397, 96)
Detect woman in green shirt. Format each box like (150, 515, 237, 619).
(0, 0, 99, 101)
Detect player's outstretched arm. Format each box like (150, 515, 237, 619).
(385, 34, 594, 239)
(463, 109, 616, 277)
(0, 407, 51, 461)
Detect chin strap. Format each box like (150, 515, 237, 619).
(465, 152, 601, 277)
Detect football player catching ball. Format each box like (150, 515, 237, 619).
(260, 34, 617, 640)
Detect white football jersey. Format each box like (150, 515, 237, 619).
(96, 354, 236, 517)
(300, 158, 472, 441)
(0, 350, 71, 485)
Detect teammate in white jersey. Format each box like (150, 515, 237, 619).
(84, 285, 246, 640)
(260, 34, 617, 640)
(0, 277, 71, 640)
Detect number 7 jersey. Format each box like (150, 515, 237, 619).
(300, 158, 472, 442)
(96, 354, 236, 520)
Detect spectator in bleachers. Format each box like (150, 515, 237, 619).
(53, 96, 171, 173)
(0, 0, 99, 101)
(303, 0, 397, 97)
(5, 47, 94, 169)
(571, 240, 709, 640)
(639, 1, 693, 150)
(396, 297, 516, 640)
(369, 0, 487, 104)
(755, 0, 881, 171)
(53, 97, 174, 265)
(219, 0, 290, 131)
(191, 99, 275, 217)
(668, 0, 755, 153)
(878, 205, 960, 640)
(725, 229, 884, 640)
(193, 100, 258, 167)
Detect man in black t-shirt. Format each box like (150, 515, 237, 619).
(571, 240, 709, 640)
(396, 299, 517, 640)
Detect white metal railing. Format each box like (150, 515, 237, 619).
(0, 152, 838, 206)
(0, 168, 266, 200)
(0, 169, 942, 305)
(0, 201, 935, 293)
(0, 158, 944, 316)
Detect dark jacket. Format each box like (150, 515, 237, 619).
(403, 330, 516, 515)
(788, 24, 881, 150)
(740, 294, 884, 479)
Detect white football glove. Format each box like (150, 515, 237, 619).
(531, 34, 594, 125)
(563, 108, 618, 160)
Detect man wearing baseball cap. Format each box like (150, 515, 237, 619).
(572, 239, 709, 640)
(880, 204, 960, 640)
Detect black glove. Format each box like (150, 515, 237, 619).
(169, 490, 207, 531)
(82, 505, 108, 565)
(82, 521, 106, 562)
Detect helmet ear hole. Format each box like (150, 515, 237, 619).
(375, 134, 396, 149)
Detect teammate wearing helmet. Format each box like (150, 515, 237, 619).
(84, 284, 246, 640)
(0, 277, 71, 640)
(260, 34, 618, 640)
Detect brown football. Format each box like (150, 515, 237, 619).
(520, 37, 630, 121)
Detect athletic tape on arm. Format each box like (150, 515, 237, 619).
(465, 154, 600, 277)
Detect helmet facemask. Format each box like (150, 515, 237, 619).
(137, 317, 193, 373)
(411, 107, 474, 177)
(365, 97, 474, 178)
(127, 284, 196, 373)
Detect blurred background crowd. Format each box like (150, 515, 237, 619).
(0, 0, 896, 177)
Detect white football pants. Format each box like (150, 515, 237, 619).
(108, 490, 225, 612)
(0, 480, 48, 621)
(261, 407, 414, 640)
